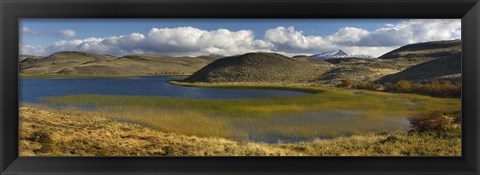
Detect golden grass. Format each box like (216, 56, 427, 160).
(19, 106, 461, 156)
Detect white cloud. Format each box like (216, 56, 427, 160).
(355, 19, 461, 46)
(59, 30, 76, 38)
(20, 19, 461, 57)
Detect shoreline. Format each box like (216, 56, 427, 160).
(167, 80, 326, 93)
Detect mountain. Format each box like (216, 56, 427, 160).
(183, 52, 332, 83)
(310, 50, 374, 60)
(310, 50, 348, 59)
(208, 54, 226, 59)
(350, 54, 374, 59)
(19, 51, 216, 76)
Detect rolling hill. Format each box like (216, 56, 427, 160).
(379, 40, 461, 60)
(184, 52, 332, 83)
(19, 51, 216, 76)
(376, 40, 461, 83)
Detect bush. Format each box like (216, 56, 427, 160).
(408, 113, 450, 132)
(396, 80, 412, 93)
(30, 131, 53, 153)
(338, 79, 353, 88)
(382, 82, 394, 91)
(383, 80, 461, 97)
(354, 82, 379, 90)
(408, 112, 461, 138)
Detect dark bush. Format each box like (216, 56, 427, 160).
(30, 131, 53, 153)
(408, 113, 450, 132)
(408, 112, 461, 138)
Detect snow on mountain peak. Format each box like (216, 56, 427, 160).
(310, 50, 373, 59)
(310, 50, 348, 59)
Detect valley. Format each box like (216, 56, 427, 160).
(19, 39, 462, 156)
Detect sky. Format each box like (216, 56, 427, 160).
(19, 19, 461, 57)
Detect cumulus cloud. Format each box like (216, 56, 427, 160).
(355, 19, 461, 46)
(20, 19, 461, 57)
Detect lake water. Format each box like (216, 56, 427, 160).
(20, 76, 310, 103)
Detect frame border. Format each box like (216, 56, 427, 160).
(1, 0, 479, 174)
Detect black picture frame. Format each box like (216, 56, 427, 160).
(1, 0, 479, 174)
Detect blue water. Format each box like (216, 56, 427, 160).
(19, 76, 310, 103)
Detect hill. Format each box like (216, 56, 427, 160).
(183, 40, 461, 85)
(377, 40, 461, 83)
(19, 55, 44, 62)
(183, 52, 332, 83)
(377, 53, 461, 83)
(379, 40, 461, 60)
(19, 51, 216, 76)
(182, 52, 398, 85)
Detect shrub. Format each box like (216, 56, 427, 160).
(408, 112, 461, 138)
(408, 113, 450, 132)
(30, 131, 53, 153)
(338, 79, 353, 88)
(354, 82, 379, 90)
(383, 82, 395, 91)
(396, 80, 412, 93)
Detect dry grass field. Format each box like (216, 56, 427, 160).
(19, 106, 461, 156)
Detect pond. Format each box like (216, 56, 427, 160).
(19, 76, 310, 103)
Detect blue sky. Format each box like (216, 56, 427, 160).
(20, 19, 461, 57)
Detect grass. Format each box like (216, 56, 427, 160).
(41, 84, 460, 141)
(19, 106, 461, 156)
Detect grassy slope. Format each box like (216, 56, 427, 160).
(19, 106, 461, 156)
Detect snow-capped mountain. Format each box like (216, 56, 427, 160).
(310, 50, 349, 59)
(350, 54, 374, 59)
(310, 50, 373, 59)
(208, 54, 226, 59)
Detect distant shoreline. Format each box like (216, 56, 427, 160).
(167, 80, 325, 93)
